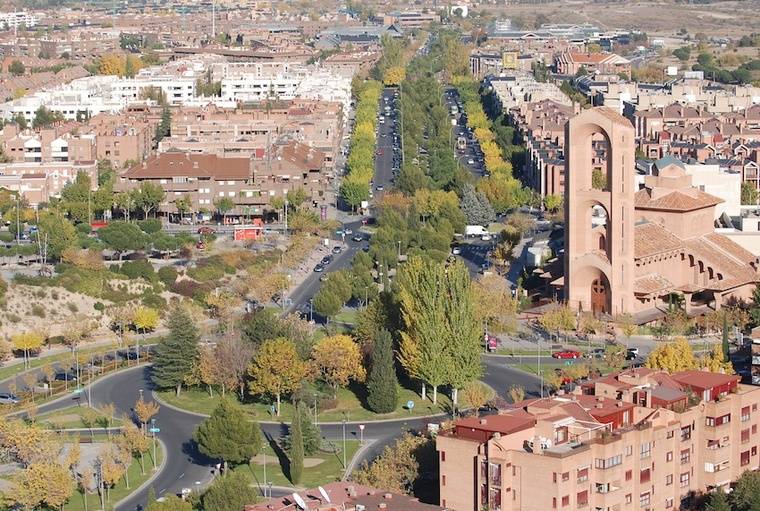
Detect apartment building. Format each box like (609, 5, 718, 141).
(0, 160, 97, 207)
(554, 51, 631, 77)
(116, 142, 330, 219)
(161, 100, 344, 169)
(0, 11, 39, 30)
(438, 368, 760, 511)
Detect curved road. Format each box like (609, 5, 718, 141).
(31, 355, 539, 510)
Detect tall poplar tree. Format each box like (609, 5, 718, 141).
(288, 403, 304, 485)
(367, 329, 399, 414)
(152, 306, 200, 396)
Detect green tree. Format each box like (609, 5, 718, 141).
(133, 182, 165, 219)
(155, 106, 171, 143)
(340, 176, 370, 213)
(8, 60, 25, 76)
(288, 402, 304, 484)
(11, 112, 28, 130)
(201, 472, 258, 511)
(460, 183, 494, 226)
(367, 329, 398, 414)
(36, 210, 78, 260)
(213, 196, 234, 223)
(146, 494, 192, 511)
(193, 398, 262, 472)
(152, 306, 200, 396)
(742, 182, 759, 205)
(704, 490, 730, 511)
(32, 105, 63, 129)
(312, 287, 343, 322)
(732, 470, 760, 511)
(97, 221, 145, 261)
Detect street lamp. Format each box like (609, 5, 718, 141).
(308, 299, 313, 322)
(341, 418, 347, 469)
(397, 240, 401, 259)
(359, 424, 365, 445)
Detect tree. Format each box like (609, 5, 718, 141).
(742, 182, 759, 205)
(134, 182, 165, 219)
(340, 176, 370, 213)
(289, 403, 305, 484)
(353, 433, 429, 494)
(473, 273, 518, 334)
(507, 385, 525, 404)
(36, 210, 78, 260)
(201, 471, 259, 511)
(214, 336, 254, 399)
(460, 183, 494, 226)
(120, 420, 151, 475)
(147, 495, 192, 511)
(247, 338, 309, 416)
(32, 106, 63, 129)
(605, 343, 627, 372)
(704, 490, 730, 511)
(152, 306, 200, 396)
(732, 470, 760, 511)
(700, 343, 734, 374)
(154, 106, 171, 143)
(193, 398, 262, 472)
(645, 337, 698, 373)
(311, 335, 366, 397)
(134, 397, 160, 431)
(460, 381, 494, 412)
(98, 221, 145, 260)
(366, 329, 398, 414)
(673, 46, 691, 61)
(12, 331, 44, 368)
(312, 287, 343, 322)
(133, 306, 160, 333)
(8, 60, 25, 76)
(9, 462, 74, 510)
(213, 196, 234, 224)
(544, 194, 563, 213)
(383, 66, 406, 86)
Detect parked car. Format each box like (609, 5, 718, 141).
(484, 334, 498, 352)
(0, 393, 19, 405)
(332, 246, 343, 254)
(313, 265, 324, 273)
(481, 234, 492, 241)
(352, 234, 364, 242)
(321, 255, 333, 265)
(197, 226, 215, 235)
(626, 347, 639, 360)
(451, 246, 461, 255)
(343, 228, 353, 235)
(54, 372, 77, 382)
(552, 350, 582, 359)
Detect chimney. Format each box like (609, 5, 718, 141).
(479, 418, 487, 425)
(378, 504, 387, 510)
(383, 494, 392, 500)
(596, 403, 604, 409)
(617, 402, 624, 407)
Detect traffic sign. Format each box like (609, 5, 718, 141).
(358, 424, 365, 431)
(149, 427, 160, 433)
(406, 400, 415, 410)
(565, 360, 573, 366)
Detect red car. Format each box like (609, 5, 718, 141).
(552, 350, 582, 359)
(197, 226, 215, 235)
(376, 149, 383, 156)
(483, 334, 498, 352)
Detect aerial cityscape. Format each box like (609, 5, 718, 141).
(3, 1, 760, 510)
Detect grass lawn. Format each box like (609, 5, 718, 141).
(64, 442, 164, 511)
(37, 405, 124, 430)
(157, 384, 450, 423)
(333, 308, 359, 325)
(233, 439, 361, 489)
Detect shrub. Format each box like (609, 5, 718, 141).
(170, 279, 201, 298)
(187, 259, 225, 282)
(66, 302, 78, 313)
(35, 288, 47, 299)
(0, 277, 8, 298)
(93, 302, 105, 311)
(75, 223, 92, 235)
(118, 259, 157, 283)
(157, 266, 178, 286)
(137, 218, 162, 234)
(142, 291, 167, 310)
(6, 313, 20, 323)
(31, 304, 45, 318)
(0, 232, 13, 243)
(51, 290, 59, 300)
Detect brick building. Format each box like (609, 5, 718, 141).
(438, 368, 760, 511)
(554, 52, 631, 77)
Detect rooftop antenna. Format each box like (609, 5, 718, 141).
(292, 493, 308, 510)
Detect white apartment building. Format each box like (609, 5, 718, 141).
(487, 71, 571, 111)
(0, 11, 38, 30)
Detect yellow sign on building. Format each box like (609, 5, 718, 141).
(502, 51, 518, 69)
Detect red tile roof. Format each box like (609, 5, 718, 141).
(123, 153, 251, 180)
(671, 370, 740, 390)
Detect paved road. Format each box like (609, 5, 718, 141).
(27, 353, 541, 510)
(443, 87, 486, 179)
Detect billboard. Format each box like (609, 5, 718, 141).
(502, 51, 518, 70)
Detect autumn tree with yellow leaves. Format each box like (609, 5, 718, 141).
(248, 338, 310, 415)
(645, 337, 698, 373)
(311, 334, 366, 398)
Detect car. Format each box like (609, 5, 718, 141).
(484, 334, 498, 352)
(626, 347, 639, 360)
(352, 234, 364, 242)
(376, 149, 383, 155)
(343, 228, 353, 235)
(54, 372, 77, 382)
(589, 348, 606, 359)
(321, 255, 333, 265)
(467, 159, 475, 165)
(197, 226, 215, 235)
(481, 234, 492, 241)
(0, 393, 19, 405)
(376, 185, 384, 191)
(552, 350, 582, 359)
(451, 246, 461, 255)
(332, 246, 343, 254)
(313, 265, 324, 273)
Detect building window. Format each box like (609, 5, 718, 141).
(625, 470, 632, 481)
(666, 498, 674, 508)
(742, 429, 750, 444)
(667, 430, 675, 439)
(680, 472, 690, 488)
(577, 490, 588, 507)
(707, 414, 731, 427)
(641, 442, 652, 459)
(666, 451, 673, 462)
(640, 492, 651, 507)
(626, 445, 633, 456)
(595, 455, 622, 469)
(489, 488, 501, 510)
(561, 495, 569, 507)
(640, 468, 651, 483)
(666, 474, 673, 485)
(742, 450, 751, 466)
(552, 497, 556, 509)
(440, 452, 445, 462)
(681, 449, 691, 464)
(753, 425, 757, 434)
(625, 494, 632, 505)
(577, 467, 589, 483)
(442, 475, 446, 486)
(742, 406, 751, 422)
(562, 472, 569, 482)
(681, 426, 691, 441)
